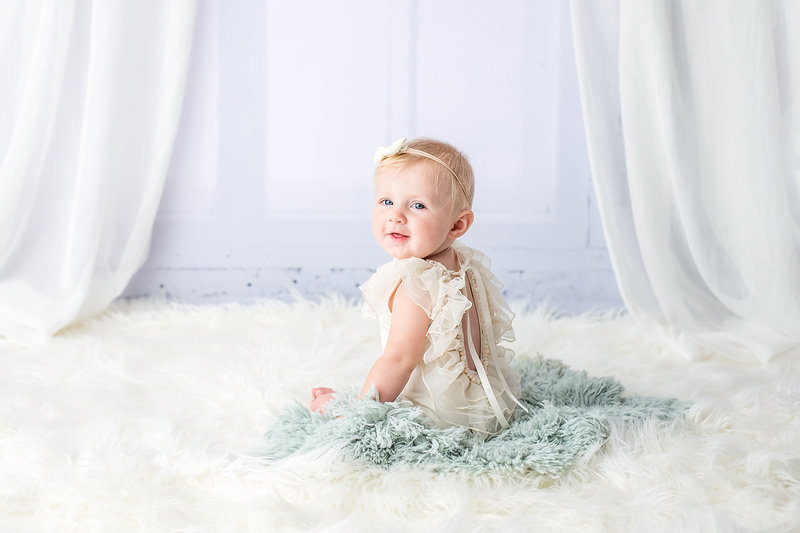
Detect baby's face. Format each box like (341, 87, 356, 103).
(372, 162, 457, 260)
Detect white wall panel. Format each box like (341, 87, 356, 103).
(412, 1, 587, 254)
(264, 1, 387, 222)
(124, 0, 622, 311)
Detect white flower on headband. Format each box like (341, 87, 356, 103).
(374, 137, 408, 165)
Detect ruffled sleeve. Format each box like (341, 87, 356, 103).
(360, 256, 471, 364)
(361, 257, 434, 318)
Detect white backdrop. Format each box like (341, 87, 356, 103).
(124, 0, 621, 312)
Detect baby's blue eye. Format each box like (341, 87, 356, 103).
(381, 199, 393, 206)
(411, 202, 425, 210)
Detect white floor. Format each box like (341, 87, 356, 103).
(1, 298, 798, 532)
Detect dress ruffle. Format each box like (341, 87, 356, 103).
(458, 244, 516, 350)
(360, 241, 521, 435)
(361, 250, 469, 366)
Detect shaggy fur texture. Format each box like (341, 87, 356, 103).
(261, 357, 687, 476)
(0, 297, 798, 532)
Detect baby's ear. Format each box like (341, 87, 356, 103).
(449, 210, 474, 238)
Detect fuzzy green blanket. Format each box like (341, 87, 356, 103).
(260, 356, 687, 476)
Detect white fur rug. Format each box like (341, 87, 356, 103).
(1, 298, 798, 532)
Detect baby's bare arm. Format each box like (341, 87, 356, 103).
(310, 283, 428, 410)
(360, 283, 429, 402)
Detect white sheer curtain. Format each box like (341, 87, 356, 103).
(571, 1, 800, 362)
(0, 0, 197, 338)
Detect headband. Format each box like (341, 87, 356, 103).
(374, 138, 469, 201)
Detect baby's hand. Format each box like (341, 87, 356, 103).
(310, 387, 336, 412)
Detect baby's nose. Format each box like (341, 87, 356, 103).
(388, 208, 406, 222)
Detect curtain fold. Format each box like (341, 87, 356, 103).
(571, 0, 800, 362)
(0, 0, 197, 338)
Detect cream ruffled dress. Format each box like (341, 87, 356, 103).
(360, 241, 526, 436)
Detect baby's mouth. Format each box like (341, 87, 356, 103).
(389, 232, 408, 240)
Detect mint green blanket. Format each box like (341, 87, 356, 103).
(260, 356, 687, 476)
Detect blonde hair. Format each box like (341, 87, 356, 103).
(375, 138, 475, 213)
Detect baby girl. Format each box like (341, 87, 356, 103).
(310, 137, 526, 435)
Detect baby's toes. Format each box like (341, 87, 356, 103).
(311, 386, 333, 399)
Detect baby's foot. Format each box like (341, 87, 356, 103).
(310, 387, 336, 412)
(311, 387, 335, 399)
